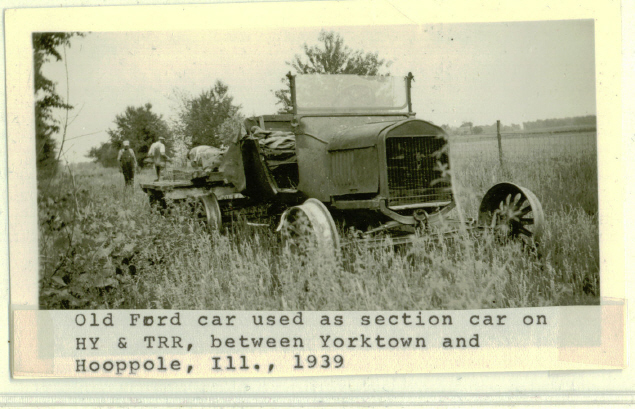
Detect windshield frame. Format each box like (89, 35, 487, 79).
(288, 72, 414, 115)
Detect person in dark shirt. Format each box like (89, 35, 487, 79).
(117, 140, 137, 187)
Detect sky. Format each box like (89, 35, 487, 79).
(40, 20, 596, 163)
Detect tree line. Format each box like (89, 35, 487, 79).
(522, 115, 596, 131)
(86, 81, 242, 168)
(35, 30, 387, 172)
(443, 115, 597, 136)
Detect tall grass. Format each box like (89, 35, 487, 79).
(38, 132, 599, 310)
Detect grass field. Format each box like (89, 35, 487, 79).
(37, 131, 599, 310)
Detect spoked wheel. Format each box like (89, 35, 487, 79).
(478, 183, 544, 242)
(276, 198, 340, 256)
(194, 193, 222, 232)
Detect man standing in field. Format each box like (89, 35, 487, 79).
(117, 140, 137, 187)
(148, 136, 167, 182)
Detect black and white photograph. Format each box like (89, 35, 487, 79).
(31, 20, 599, 311)
(3, 0, 633, 402)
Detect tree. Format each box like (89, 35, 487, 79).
(93, 103, 171, 167)
(217, 110, 245, 145)
(86, 142, 119, 167)
(274, 30, 388, 112)
(473, 126, 484, 135)
(33, 32, 83, 176)
(172, 81, 243, 148)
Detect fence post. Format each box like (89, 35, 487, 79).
(497, 120, 504, 169)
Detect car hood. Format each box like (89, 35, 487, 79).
(327, 120, 399, 151)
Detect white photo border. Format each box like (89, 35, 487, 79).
(1, 0, 633, 405)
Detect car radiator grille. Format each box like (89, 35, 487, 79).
(385, 136, 452, 206)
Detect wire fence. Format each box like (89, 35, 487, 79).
(447, 122, 598, 216)
(450, 124, 597, 166)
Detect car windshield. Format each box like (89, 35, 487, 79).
(295, 74, 409, 113)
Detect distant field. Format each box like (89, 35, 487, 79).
(451, 124, 597, 139)
(37, 131, 599, 310)
(452, 131, 595, 171)
(451, 130, 596, 155)
(450, 131, 597, 216)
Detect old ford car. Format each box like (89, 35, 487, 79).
(143, 72, 544, 253)
(233, 73, 543, 251)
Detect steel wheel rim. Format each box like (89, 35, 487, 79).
(277, 198, 340, 254)
(478, 183, 544, 242)
(198, 193, 222, 231)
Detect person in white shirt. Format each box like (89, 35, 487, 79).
(147, 137, 167, 182)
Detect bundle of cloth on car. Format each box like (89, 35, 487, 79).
(249, 126, 296, 170)
(197, 126, 298, 191)
(188, 145, 228, 171)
